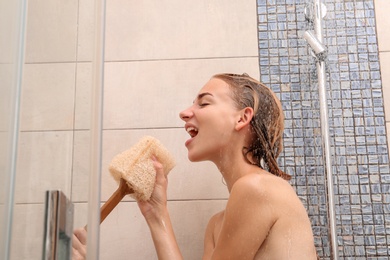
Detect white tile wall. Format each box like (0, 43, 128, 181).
(10, 204, 44, 260)
(105, 0, 258, 61)
(382, 73, 390, 154)
(72, 130, 91, 202)
(25, 0, 78, 63)
(75, 62, 92, 130)
(77, 0, 95, 62)
(0, 131, 6, 202)
(15, 131, 73, 203)
(379, 52, 390, 122)
(103, 57, 260, 129)
(20, 63, 76, 131)
(99, 200, 226, 260)
(0, 1, 19, 63)
(0, 64, 14, 132)
(375, 0, 390, 154)
(375, 0, 390, 52)
(169, 200, 226, 260)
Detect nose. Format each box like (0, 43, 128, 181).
(179, 106, 193, 121)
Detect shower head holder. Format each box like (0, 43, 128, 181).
(304, 30, 327, 61)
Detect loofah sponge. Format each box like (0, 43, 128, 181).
(108, 136, 176, 201)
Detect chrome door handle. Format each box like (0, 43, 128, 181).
(42, 190, 74, 260)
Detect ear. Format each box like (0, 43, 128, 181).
(235, 107, 254, 131)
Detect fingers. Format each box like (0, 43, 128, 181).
(74, 228, 87, 245)
(72, 247, 86, 260)
(72, 228, 87, 260)
(152, 157, 168, 186)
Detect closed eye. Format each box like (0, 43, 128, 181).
(193, 92, 214, 107)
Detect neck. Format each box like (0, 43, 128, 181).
(212, 150, 259, 193)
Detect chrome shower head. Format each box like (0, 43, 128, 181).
(304, 2, 327, 22)
(304, 31, 327, 61)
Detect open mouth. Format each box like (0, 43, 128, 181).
(186, 126, 198, 138)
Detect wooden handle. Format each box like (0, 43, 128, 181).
(84, 178, 133, 230)
(100, 178, 133, 223)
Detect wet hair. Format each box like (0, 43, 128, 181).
(212, 73, 291, 180)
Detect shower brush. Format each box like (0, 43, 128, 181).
(99, 136, 175, 224)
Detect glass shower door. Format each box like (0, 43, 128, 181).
(0, 0, 27, 259)
(0, 0, 102, 259)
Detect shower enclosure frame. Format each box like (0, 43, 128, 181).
(0, 0, 105, 258)
(0, 0, 27, 259)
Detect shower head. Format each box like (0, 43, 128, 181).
(304, 2, 327, 23)
(304, 31, 327, 61)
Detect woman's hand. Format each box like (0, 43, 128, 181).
(72, 228, 87, 260)
(136, 157, 183, 260)
(137, 157, 169, 221)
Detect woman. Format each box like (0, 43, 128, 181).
(139, 73, 317, 259)
(73, 73, 317, 259)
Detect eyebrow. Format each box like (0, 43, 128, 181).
(193, 92, 214, 103)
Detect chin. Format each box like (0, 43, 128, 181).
(187, 152, 205, 162)
(188, 155, 200, 162)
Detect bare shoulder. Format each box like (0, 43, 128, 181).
(205, 172, 316, 259)
(231, 171, 296, 201)
(233, 172, 317, 259)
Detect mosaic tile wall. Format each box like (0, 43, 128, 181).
(257, 0, 390, 258)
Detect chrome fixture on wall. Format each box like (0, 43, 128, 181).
(303, 31, 327, 61)
(42, 190, 74, 260)
(304, 1, 339, 259)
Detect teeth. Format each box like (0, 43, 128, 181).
(186, 127, 198, 134)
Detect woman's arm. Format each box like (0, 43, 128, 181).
(137, 158, 183, 260)
(203, 211, 224, 260)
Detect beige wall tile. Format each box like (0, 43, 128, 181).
(98, 200, 226, 260)
(77, 0, 95, 61)
(0, 1, 19, 63)
(0, 64, 14, 132)
(10, 204, 44, 260)
(99, 202, 155, 260)
(105, 0, 258, 61)
(0, 132, 6, 202)
(75, 62, 92, 129)
(379, 52, 390, 122)
(25, 0, 78, 63)
(375, 0, 390, 173)
(375, 0, 390, 52)
(170, 200, 227, 260)
(103, 57, 259, 129)
(72, 130, 91, 202)
(15, 131, 73, 203)
(20, 63, 76, 131)
(73, 202, 88, 228)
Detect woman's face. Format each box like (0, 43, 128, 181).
(179, 78, 242, 162)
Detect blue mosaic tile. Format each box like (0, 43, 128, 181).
(258, 0, 389, 257)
